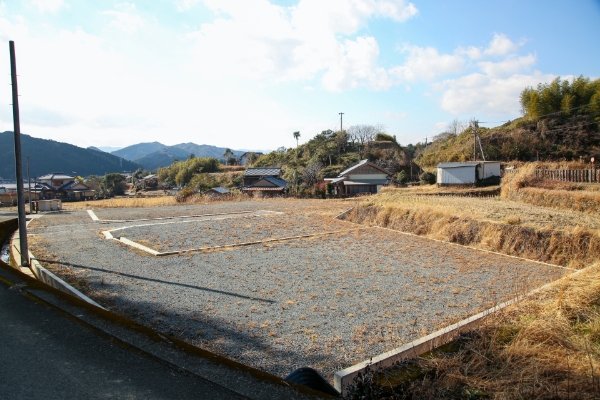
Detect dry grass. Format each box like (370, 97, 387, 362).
(345, 174, 600, 398)
(63, 196, 178, 210)
(502, 164, 600, 213)
(387, 264, 600, 399)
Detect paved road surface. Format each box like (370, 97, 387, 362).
(0, 266, 245, 399)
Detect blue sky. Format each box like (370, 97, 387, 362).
(0, 0, 598, 151)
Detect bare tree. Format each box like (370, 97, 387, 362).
(446, 118, 468, 136)
(348, 124, 383, 158)
(302, 162, 323, 187)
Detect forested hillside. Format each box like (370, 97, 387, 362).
(417, 76, 600, 169)
(0, 132, 141, 179)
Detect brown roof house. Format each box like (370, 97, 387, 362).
(326, 160, 395, 195)
(241, 167, 289, 197)
(37, 173, 95, 200)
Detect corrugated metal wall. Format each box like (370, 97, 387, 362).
(439, 166, 476, 184)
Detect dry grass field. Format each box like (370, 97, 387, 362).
(341, 166, 600, 398)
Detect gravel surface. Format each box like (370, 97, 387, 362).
(27, 201, 569, 382)
(119, 212, 356, 252)
(92, 199, 349, 221)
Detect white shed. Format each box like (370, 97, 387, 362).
(437, 161, 501, 186)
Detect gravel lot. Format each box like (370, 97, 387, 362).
(119, 212, 356, 252)
(27, 200, 569, 381)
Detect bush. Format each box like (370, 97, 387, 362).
(419, 171, 436, 185)
(396, 170, 407, 183)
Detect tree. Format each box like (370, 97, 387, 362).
(223, 148, 235, 165)
(302, 162, 323, 187)
(396, 170, 407, 183)
(293, 131, 301, 148)
(348, 124, 382, 158)
(101, 173, 127, 196)
(85, 175, 102, 193)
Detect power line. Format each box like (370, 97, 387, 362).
(528, 102, 596, 119)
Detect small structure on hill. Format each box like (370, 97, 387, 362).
(241, 167, 288, 197)
(205, 187, 229, 197)
(436, 161, 501, 186)
(326, 160, 395, 195)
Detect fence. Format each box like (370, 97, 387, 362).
(535, 169, 600, 183)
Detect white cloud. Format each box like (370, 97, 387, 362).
(30, 0, 67, 14)
(438, 72, 557, 115)
(477, 54, 536, 78)
(100, 3, 143, 34)
(185, 0, 418, 91)
(458, 33, 524, 60)
(485, 33, 523, 56)
(390, 45, 465, 82)
(176, 0, 201, 11)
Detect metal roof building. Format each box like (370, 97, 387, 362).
(436, 161, 501, 186)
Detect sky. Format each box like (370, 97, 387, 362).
(0, 0, 598, 152)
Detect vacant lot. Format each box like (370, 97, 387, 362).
(27, 199, 569, 382)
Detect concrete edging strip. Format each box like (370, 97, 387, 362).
(28, 252, 106, 310)
(119, 237, 161, 256)
(334, 266, 580, 394)
(87, 209, 278, 223)
(10, 216, 106, 310)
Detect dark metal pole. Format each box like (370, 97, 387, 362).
(10, 40, 29, 266)
(27, 155, 32, 214)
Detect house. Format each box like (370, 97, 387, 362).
(326, 160, 395, 195)
(36, 173, 95, 200)
(206, 187, 229, 197)
(241, 167, 288, 197)
(140, 174, 158, 189)
(242, 167, 282, 186)
(436, 161, 501, 186)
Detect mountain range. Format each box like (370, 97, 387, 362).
(111, 142, 246, 170)
(0, 131, 141, 179)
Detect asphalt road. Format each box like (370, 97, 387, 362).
(0, 269, 245, 399)
(0, 210, 17, 222)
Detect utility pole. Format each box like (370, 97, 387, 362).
(471, 119, 479, 161)
(339, 112, 344, 132)
(27, 155, 32, 214)
(10, 41, 29, 267)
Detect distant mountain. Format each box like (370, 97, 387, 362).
(170, 143, 244, 160)
(97, 146, 123, 153)
(111, 142, 166, 161)
(87, 146, 103, 152)
(133, 147, 192, 170)
(0, 131, 141, 179)
(120, 142, 246, 170)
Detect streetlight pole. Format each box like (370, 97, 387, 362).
(10, 40, 29, 266)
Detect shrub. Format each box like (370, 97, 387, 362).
(396, 170, 408, 183)
(419, 171, 436, 185)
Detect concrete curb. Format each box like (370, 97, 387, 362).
(87, 209, 273, 223)
(10, 216, 106, 310)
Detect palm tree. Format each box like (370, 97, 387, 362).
(293, 131, 300, 148)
